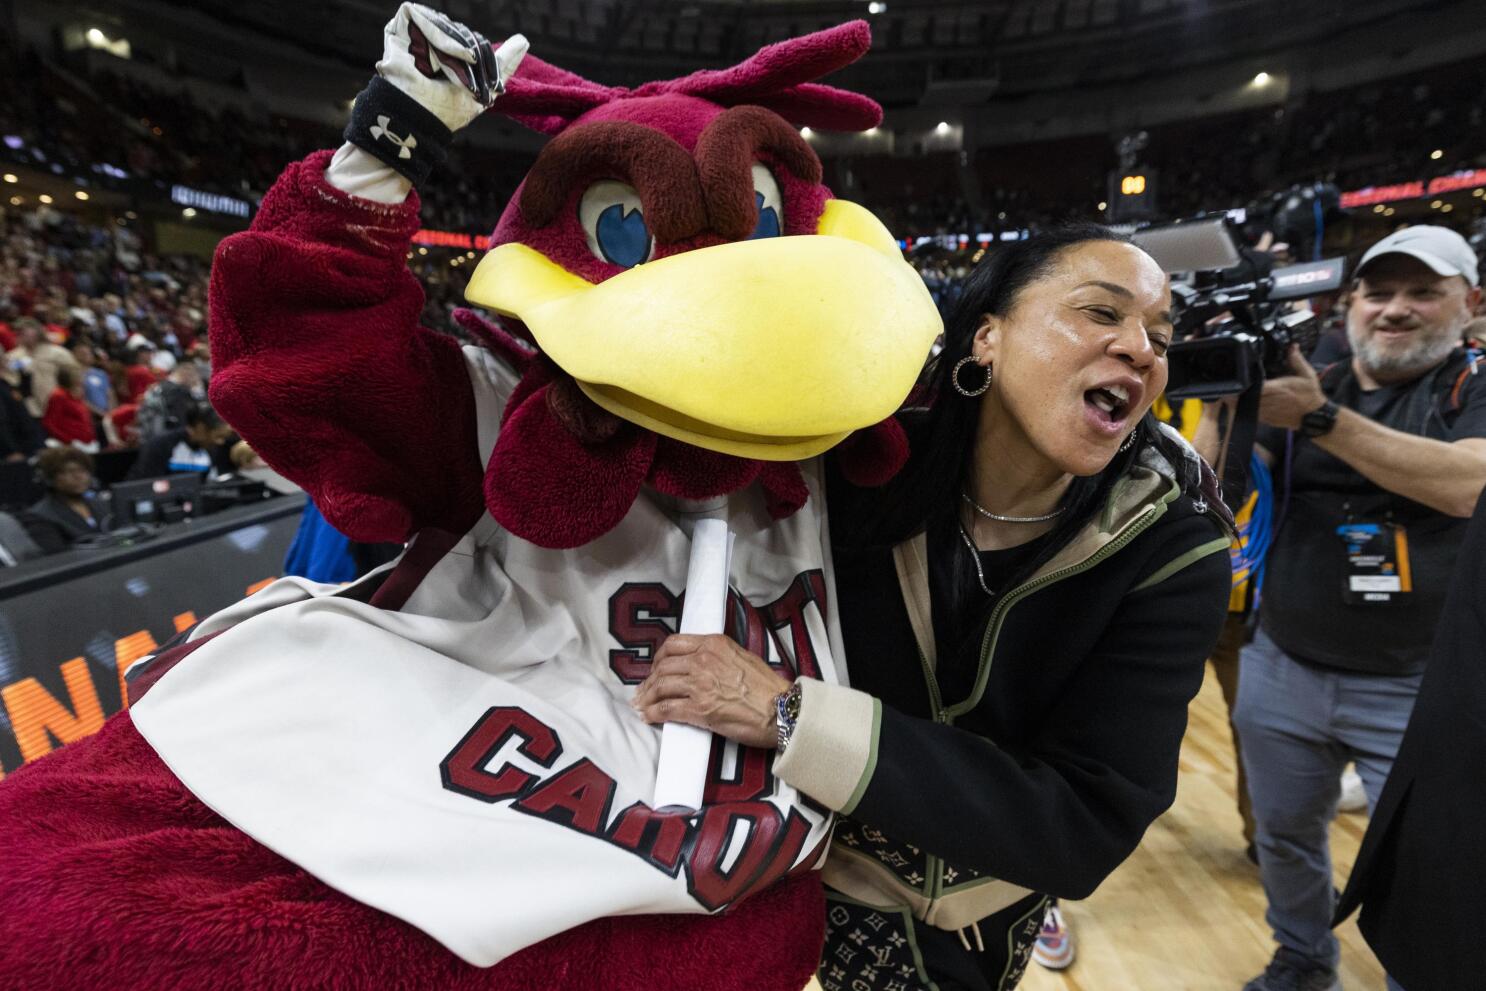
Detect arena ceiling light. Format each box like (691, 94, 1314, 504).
(83, 26, 130, 58)
(868, 2, 887, 13)
(800, 126, 812, 138)
(2, 173, 15, 184)
(935, 121, 951, 134)
(1251, 72, 1272, 87)
(1431, 149, 1444, 160)
(74, 190, 89, 201)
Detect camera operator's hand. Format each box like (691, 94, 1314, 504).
(1258, 346, 1328, 430)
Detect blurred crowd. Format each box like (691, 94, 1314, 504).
(0, 200, 494, 463)
(845, 55, 1486, 236)
(0, 32, 531, 237)
(0, 203, 211, 458)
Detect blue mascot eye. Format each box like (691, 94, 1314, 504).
(595, 203, 652, 268)
(579, 181, 654, 269)
(749, 191, 781, 240)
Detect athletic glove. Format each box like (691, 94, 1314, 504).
(345, 3, 528, 185)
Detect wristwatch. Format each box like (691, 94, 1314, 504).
(1300, 399, 1340, 438)
(774, 681, 803, 754)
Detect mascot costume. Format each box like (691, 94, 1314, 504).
(0, 6, 941, 990)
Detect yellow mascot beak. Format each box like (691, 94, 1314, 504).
(464, 199, 941, 461)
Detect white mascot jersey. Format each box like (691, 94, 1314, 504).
(131, 347, 843, 967)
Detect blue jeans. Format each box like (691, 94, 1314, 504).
(1234, 628, 1421, 976)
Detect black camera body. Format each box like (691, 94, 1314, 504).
(1131, 216, 1346, 401)
(1164, 259, 1343, 401)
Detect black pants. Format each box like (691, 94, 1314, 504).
(820, 890, 1049, 991)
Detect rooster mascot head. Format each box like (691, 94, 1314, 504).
(458, 20, 941, 548)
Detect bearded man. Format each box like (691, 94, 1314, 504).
(1232, 225, 1486, 991)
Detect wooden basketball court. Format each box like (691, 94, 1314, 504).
(807, 664, 1388, 991)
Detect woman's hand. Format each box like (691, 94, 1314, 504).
(631, 634, 793, 750)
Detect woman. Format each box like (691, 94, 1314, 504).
(632, 225, 1234, 990)
(25, 446, 112, 553)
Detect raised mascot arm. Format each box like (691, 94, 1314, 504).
(208, 4, 527, 542)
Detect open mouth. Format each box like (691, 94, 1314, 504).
(1084, 384, 1132, 426)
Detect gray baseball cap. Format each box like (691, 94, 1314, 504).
(1357, 225, 1480, 288)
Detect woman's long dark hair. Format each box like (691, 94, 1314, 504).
(850, 223, 1190, 640)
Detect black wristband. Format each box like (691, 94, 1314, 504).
(344, 76, 454, 187)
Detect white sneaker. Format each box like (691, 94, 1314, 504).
(1338, 766, 1367, 813)
(1031, 903, 1075, 970)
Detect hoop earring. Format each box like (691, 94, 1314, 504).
(952, 356, 991, 397)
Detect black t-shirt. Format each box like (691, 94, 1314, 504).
(929, 532, 1050, 705)
(1259, 350, 1486, 675)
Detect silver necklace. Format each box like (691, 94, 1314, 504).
(960, 491, 1065, 524)
(957, 524, 995, 596)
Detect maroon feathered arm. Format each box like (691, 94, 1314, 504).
(208, 151, 486, 543)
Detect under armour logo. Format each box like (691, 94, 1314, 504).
(369, 116, 416, 159)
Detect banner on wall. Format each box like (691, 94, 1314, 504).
(0, 503, 303, 777)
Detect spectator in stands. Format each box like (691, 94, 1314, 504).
(136, 361, 204, 442)
(71, 341, 113, 418)
(122, 343, 158, 404)
(0, 380, 41, 463)
(5, 316, 79, 416)
(187, 341, 213, 384)
(103, 401, 140, 450)
(127, 403, 232, 480)
(1231, 226, 1486, 991)
(0, 301, 17, 351)
(40, 366, 96, 449)
(91, 295, 128, 343)
(24, 446, 110, 552)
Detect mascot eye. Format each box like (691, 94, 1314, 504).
(749, 163, 784, 239)
(579, 180, 654, 268)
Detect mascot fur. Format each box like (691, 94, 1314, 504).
(0, 6, 940, 989)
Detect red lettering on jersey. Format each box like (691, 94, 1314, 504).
(442, 706, 825, 906)
(685, 804, 814, 911)
(514, 758, 616, 834)
(723, 589, 770, 659)
(440, 706, 563, 803)
(608, 570, 830, 682)
(703, 740, 772, 804)
(607, 802, 692, 876)
(608, 583, 681, 683)
(763, 570, 828, 680)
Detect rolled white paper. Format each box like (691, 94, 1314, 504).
(651, 518, 734, 812)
